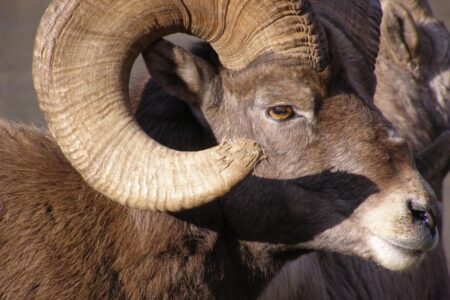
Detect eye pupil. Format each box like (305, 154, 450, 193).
(273, 106, 287, 114)
(268, 105, 294, 121)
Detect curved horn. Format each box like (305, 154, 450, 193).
(33, 0, 328, 212)
(313, 0, 382, 71)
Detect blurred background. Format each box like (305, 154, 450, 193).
(1, 0, 449, 268)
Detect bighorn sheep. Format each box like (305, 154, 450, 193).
(259, 0, 450, 298)
(376, 0, 450, 192)
(0, 0, 443, 298)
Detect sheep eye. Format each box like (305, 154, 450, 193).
(267, 105, 295, 121)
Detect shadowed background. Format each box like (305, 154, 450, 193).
(1, 0, 449, 269)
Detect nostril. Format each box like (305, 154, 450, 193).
(407, 200, 437, 235)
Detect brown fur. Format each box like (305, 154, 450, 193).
(0, 120, 285, 299)
(0, 1, 443, 298)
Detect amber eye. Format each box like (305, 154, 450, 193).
(267, 105, 295, 121)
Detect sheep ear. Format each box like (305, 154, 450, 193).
(381, 3, 423, 64)
(142, 39, 217, 105)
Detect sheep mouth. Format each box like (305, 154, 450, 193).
(367, 234, 430, 271)
(375, 235, 426, 254)
(373, 228, 438, 253)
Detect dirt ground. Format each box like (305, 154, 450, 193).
(1, 0, 450, 272)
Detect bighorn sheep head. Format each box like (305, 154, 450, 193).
(33, 0, 440, 271)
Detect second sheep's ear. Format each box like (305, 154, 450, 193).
(381, 3, 429, 66)
(142, 39, 218, 106)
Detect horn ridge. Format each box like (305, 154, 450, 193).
(32, 0, 330, 211)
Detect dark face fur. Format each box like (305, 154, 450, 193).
(143, 39, 440, 271)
